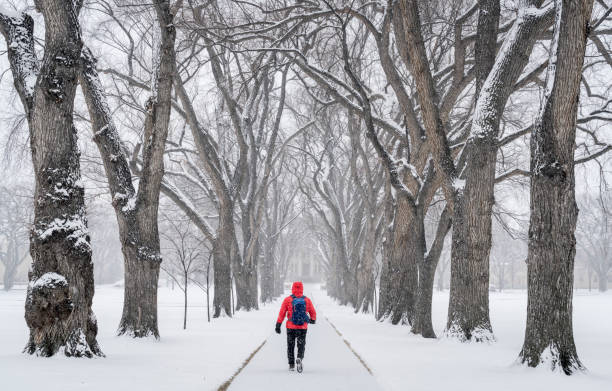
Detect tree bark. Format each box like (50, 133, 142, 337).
(518, 0, 593, 374)
(377, 196, 420, 325)
(355, 216, 378, 313)
(234, 236, 259, 312)
(78, 0, 176, 338)
(212, 205, 235, 317)
(79, 53, 160, 338)
(446, 0, 552, 342)
(413, 207, 452, 338)
(22, 0, 101, 357)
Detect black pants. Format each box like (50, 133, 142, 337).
(286, 329, 307, 365)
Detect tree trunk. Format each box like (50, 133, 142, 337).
(234, 261, 258, 311)
(260, 234, 276, 303)
(377, 196, 420, 325)
(183, 272, 188, 330)
(3, 260, 17, 291)
(274, 260, 284, 297)
(212, 207, 234, 317)
(447, 150, 496, 342)
(23, 0, 101, 357)
(445, 0, 499, 343)
(118, 0, 175, 338)
(117, 241, 161, 337)
(597, 272, 608, 292)
(446, 0, 553, 342)
(80, 55, 164, 338)
(413, 207, 452, 338)
(356, 225, 376, 313)
(518, 0, 593, 374)
(413, 255, 436, 338)
(78, 0, 176, 339)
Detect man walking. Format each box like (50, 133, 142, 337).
(275, 281, 316, 372)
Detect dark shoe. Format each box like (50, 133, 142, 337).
(296, 358, 303, 373)
(289, 364, 295, 371)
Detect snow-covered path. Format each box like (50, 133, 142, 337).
(228, 290, 383, 391)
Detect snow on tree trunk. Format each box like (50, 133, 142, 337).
(518, 0, 593, 374)
(115, 0, 176, 338)
(23, 0, 101, 357)
(446, 0, 553, 342)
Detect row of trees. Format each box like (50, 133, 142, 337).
(204, 0, 609, 374)
(0, 0, 609, 376)
(0, 0, 305, 355)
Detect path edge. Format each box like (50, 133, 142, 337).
(325, 317, 374, 375)
(217, 338, 268, 391)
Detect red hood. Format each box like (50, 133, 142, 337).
(291, 281, 303, 297)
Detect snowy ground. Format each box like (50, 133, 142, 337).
(0, 285, 281, 391)
(321, 286, 612, 391)
(0, 284, 611, 391)
(228, 289, 383, 390)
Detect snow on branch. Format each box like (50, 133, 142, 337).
(0, 11, 39, 115)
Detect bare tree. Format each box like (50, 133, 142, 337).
(1, 0, 102, 357)
(160, 213, 206, 329)
(78, 0, 178, 338)
(518, 0, 594, 374)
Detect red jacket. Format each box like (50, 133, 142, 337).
(277, 282, 316, 330)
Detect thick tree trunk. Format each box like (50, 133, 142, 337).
(80, 51, 162, 339)
(447, 149, 496, 342)
(413, 207, 452, 338)
(236, 209, 261, 311)
(117, 241, 161, 337)
(518, 0, 593, 374)
(78, 1, 176, 338)
(23, 0, 101, 357)
(234, 261, 258, 311)
(377, 196, 420, 325)
(212, 207, 234, 317)
(445, 0, 499, 343)
(413, 255, 436, 338)
(356, 224, 376, 313)
(447, 0, 553, 342)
